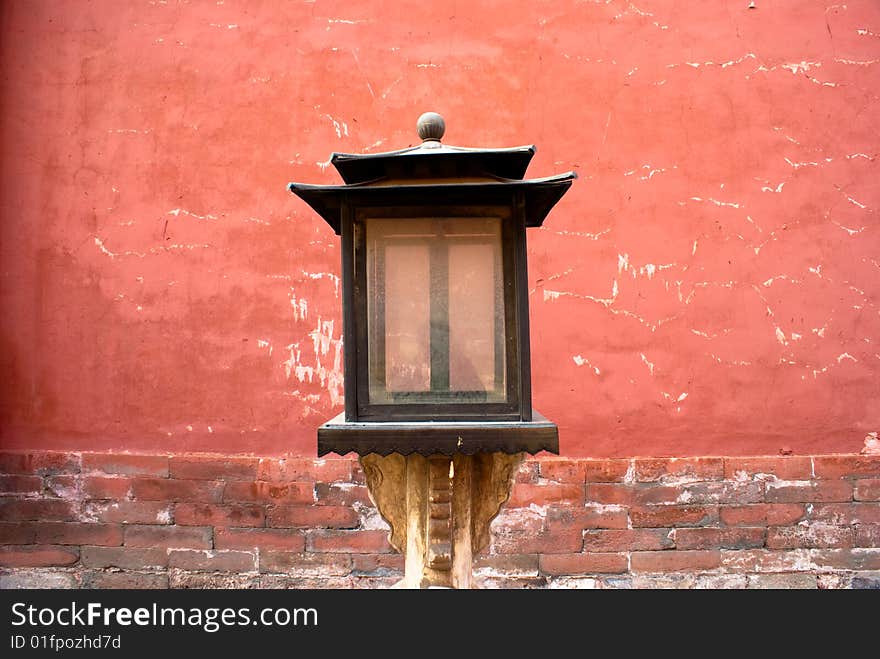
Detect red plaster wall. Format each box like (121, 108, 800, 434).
(1, 1, 878, 458)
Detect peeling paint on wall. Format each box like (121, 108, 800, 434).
(0, 0, 877, 457)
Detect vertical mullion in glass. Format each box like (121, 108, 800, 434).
(370, 234, 387, 391)
(493, 234, 504, 395)
(429, 234, 450, 392)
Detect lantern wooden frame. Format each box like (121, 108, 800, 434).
(289, 122, 574, 457)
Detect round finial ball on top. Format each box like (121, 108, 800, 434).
(417, 112, 446, 142)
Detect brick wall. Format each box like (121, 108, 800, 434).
(1, 451, 878, 589)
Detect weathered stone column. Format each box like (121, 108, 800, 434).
(360, 452, 524, 589)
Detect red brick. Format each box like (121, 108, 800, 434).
(539, 459, 585, 483)
(584, 529, 673, 552)
(0, 521, 38, 544)
(721, 548, 813, 572)
(490, 507, 581, 555)
(131, 477, 223, 503)
(257, 457, 352, 483)
(583, 459, 630, 483)
(812, 549, 880, 570)
(539, 552, 628, 575)
(0, 573, 83, 591)
(351, 553, 405, 575)
(168, 549, 256, 571)
(748, 574, 817, 589)
(0, 545, 79, 567)
(124, 525, 212, 549)
(0, 452, 80, 475)
(477, 575, 548, 589)
(259, 551, 353, 575)
(0, 498, 77, 521)
(224, 481, 314, 504)
(631, 550, 722, 572)
(585, 483, 636, 505)
(546, 506, 628, 531)
(674, 527, 765, 550)
(515, 461, 540, 484)
(765, 480, 852, 503)
(174, 572, 261, 589)
(855, 479, 880, 501)
(631, 505, 719, 528)
(810, 503, 880, 525)
(308, 530, 393, 553)
(170, 456, 259, 481)
(36, 522, 123, 546)
(174, 503, 265, 527)
(694, 574, 749, 589)
(507, 483, 583, 508)
(854, 525, 880, 547)
(350, 460, 366, 484)
(0, 475, 42, 495)
(0, 453, 29, 474)
(492, 507, 544, 534)
(314, 483, 371, 506)
(472, 553, 538, 575)
(724, 456, 812, 481)
(83, 501, 171, 524)
(82, 571, 168, 589)
(83, 476, 132, 500)
(267, 505, 358, 529)
(813, 456, 880, 480)
(766, 524, 853, 549)
(81, 546, 168, 569)
(82, 453, 168, 477)
(720, 504, 806, 526)
(352, 576, 403, 589)
(44, 475, 78, 498)
(635, 458, 724, 483)
(638, 481, 764, 505)
(261, 575, 353, 589)
(492, 527, 583, 555)
(214, 527, 305, 552)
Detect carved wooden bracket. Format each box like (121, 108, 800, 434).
(360, 452, 524, 589)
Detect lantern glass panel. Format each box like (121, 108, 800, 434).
(366, 216, 506, 405)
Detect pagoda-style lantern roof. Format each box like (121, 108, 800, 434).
(289, 112, 576, 234)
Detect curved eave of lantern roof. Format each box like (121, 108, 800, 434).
(329, 142, 537, 184)
(288, 171, 577, 236)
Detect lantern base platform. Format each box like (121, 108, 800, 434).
(317, 410, 558, 457)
